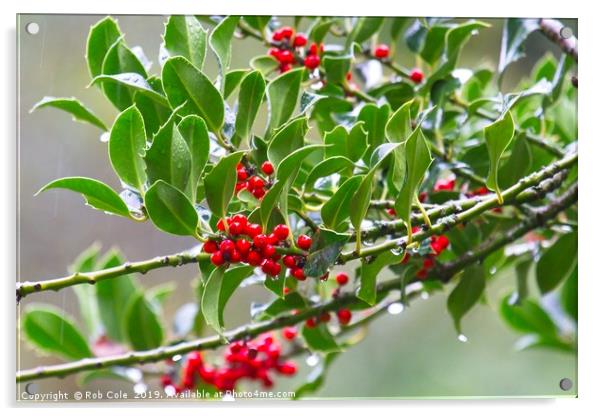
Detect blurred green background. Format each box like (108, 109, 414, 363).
(17, 14, 577, 399)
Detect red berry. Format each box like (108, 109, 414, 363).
(305, 317, 317, 328)
(308, 42, 319, 55)
(231, 214, 248, 227)
(268, 47, 281, 59)
(416, 268, 428, 279)
(237, 168, 248, 181)
(217, 219, 226, 231)
(230, 249, 241, 263)
(273, 224, 290, 241)
(267, 233, 279, 245)
(247, 176, 265, 190)
(337, 308, 352, 325)
(423, 257, 435, 269)
(293, 33, 307, 47)
(280, 26, 294, 39)
(236, 239, 251, 255)
(278, 49, 294, 64)
(247, 250, 263, 266)
(434, 178, 455, 191)
(245, 223, 263, 237)
(336, 272, 349, 286)
(271, 262, 282, 276)
(387, 208, 397, 216)
(210, 251, 225, 266)
(229, 221, 243, 235)
(279, 63, 292, 73)
(374, 44, 390, 59)
(297, 234, 312, 250)
(304, 54, 320, 70)
(346, 71, 352, 81)
(235, 182, 247, 193)
(410, 68, 424, 84)
(418, 192, 428, 202)
(262, 259, 276, 275)
(262, 244, 276, 258)
(319, 311, 331, 323)
(283, 255, 297, 268)
(252, 187, 266, 199)
(261, 161, 275, 175)
(253, 234, 268, 248)
(203, 240, 218, 254)
(282, 327, 297, 340)
(272, 29, 284, 41)
(160, 374, 173, 387)
(292, 267, 306, 281)
(219, 239, 235, 254)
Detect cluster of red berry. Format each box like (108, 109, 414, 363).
(402, 226, 450, 279)
(161, 335, 296, 393)
(372, 44, 424, 84)
(204, 214, 314, 280)
(235, 161, 274, 200)
(268, 26, 322, 73)
(305, 272, 352, 328)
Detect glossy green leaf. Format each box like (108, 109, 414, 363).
(302, 324, 341, 353)
(358, 250, 405, 305)
(250, 55, 279, 75)
(145, 180, 199, 236)
(203, 151, 244, 221)
(358, 103, 390, 163)
(484, 110, 515, 200)
(95, 249, 139, 342)
(385, 100, 413, 191)
(209, 16, 240, 81)
(108, 106, 147, 192)
(177, 115, 210, 200)
(135, 77, 171, 137)
(322, 55, 351, 84)
(234, 70, 266, 146)
(267, 116, 309, 167)
(257, 292, 307, 320)
(163, 15, 207, 70)
(86, 16, 122, 78)
(304, 156, 355, 192)
(101, 41, 148, 110)
(201, 265, 253, 333)
(498, 18, 540, 79)
(346, 17, 384, 47)
(499, 294, 557, 337)
(266, 68, 305, 135)
(324, 123, 368, 162)
(498, 134, 532, 189)
(321, 176, 362, 230)
(393, 128, 433, 232)
(447, 264, 486, 334)
(123, 292, 164, 350)
(36, 177, 131, 218)
(242, 16, 271, 33)
(162, 56, 225, 133)
(30, 96, 107, 131)
(536, 232, 578, 294)
(144, 120, 192, 193)
(420, 25, 450, 65)
(224, 69, 248, 99)
(90, 73, 169, 107)
(303, 228, 350, 278)
(22, 305, 93, 360)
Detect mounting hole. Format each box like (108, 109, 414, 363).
(560, 26, 573, 39)
(25, 22, 40, 35)
(559, 378, 573, 391)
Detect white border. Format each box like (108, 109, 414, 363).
(2, 0, 599, 414)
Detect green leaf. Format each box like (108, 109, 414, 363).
(108, 105, 147, 192)
(69, 244, 102, 338)
(30, 96, 107, 131)
(234, 70, 266, 146)
(95, 249, 139, 342)
(498, 134, 532, 189)
(163, 15, 208, 70)
(201, 265, 253, 333)
(265, 266, 287, 298)
(302, 324, 341, 353)
(123, 292, 164, 350)
(135, 77, 171, 137)
(257, 292, 307, 320)
(267, 116, 309, 167)
(322, 55, 351, 84)
(242, 16, 271, 33)
(101, 41, 148, 110)
(346, 17, 384, 47)
(36, 177, 131, 218)
(250, 55, 279, 75)
(484, 110, 515, 201)
(266, 68, 305, 135)
(385, 100, 413, 191)
(447, 264, 486, 334)
(536, 232, 578, 294)
(393, 128, 432, 231)
(515, 257, 531, 304)
(498, 19, 540, 79)
(324, 123, 368, 162)
(223, 69, 248, 99)
(561, 267, 577, 321)
(358, 103, 390, 163)
(358, 250, 405, 305)
(203, 151, 245, 220)
(162, 56, 225, 134)
(309, 19, 334, 43)
(321, 176, 362, 230)
(304, 156, 355, 192)
(420, 25, 450, 65)
(303, 228, 350, 277)
(144, 120, 192, 193)
(22, 305, 93, 360)
(209, 16, 240, 82)
(499, 294, 557, 338)
(86, 16, 122, 78)
(177, 115, 210, 200)
(145, 180, 199, 236)
(90, 73, 169, 107)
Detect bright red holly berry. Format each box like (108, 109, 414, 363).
(279, 63, 292, 73)
(217, 219, 226, 231)
(262, 259, 277, 275)
(292, 267, 306, 281)
(336, 272, 349, 286)
(230, 249, 241, 263)
(293, 33, 307, 47)
(235, 182, 247, 193)
(252, 187, 266, 199)
(272, 29, 284, 41)
(280, 26, 294, 39)
(270, 262, 282, 276)
(267, 233, 279, 245)
(203, 240, 218, 254)
(434, 178, 455, 191)
(210, 251, 225, 266)
(278, 49, 294, 64)
(236, 239, 251, 255)
(253, 234, 268, 248)
(229, 221, 243, 235)
(410, 68, 424, 84)
(337, 308, 352, 325)
(245, 223, 262, 237)
(304, 54, 320, 70)
(219, 239, 235, 254)
(261, 161, 275, 175)
(247, 250, 263, 266)
(273, 224, 289, 241)
(283, 255, 297, 268)
(231, 214, 248, 226)
(268, 47, 281, 59)
(262, 244, 276, 259)
(282, 327, 297, 340)
(297, 234, 312, 250)
(247, 176, 265, 190)
(387, 208, 397, 216)
(305, 317, 317, 328)
(374, 44, 390, 59)
(423, 257, 435, 269)
(237, 167, 248, 181)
